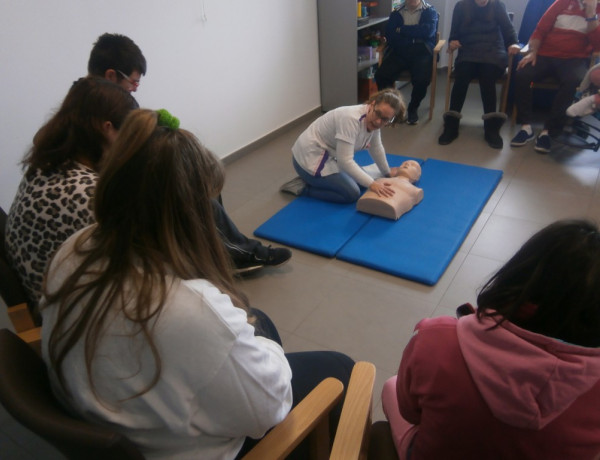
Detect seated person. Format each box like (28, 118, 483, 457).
(438, 0, 519, 149)
(374, 0, 439, 125)
(5, 77, 138, 318)
(381, 219, 600, 459)
(356, 160, 423, 220)
(566, 64, 600, 117)
(291, 89, 406, 204)
(510, 0, 600, 153)
(41, 108, 354, 460)
(87, 32, 290, 273)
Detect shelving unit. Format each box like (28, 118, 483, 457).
(317, 0, 393, 111)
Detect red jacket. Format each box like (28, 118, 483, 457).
(532, 0, 600, 59)
(389, 314, 600, 459)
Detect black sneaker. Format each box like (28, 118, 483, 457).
(406, 109, 419, 125)
(234, 260, 264, 276)
(263, 246, 292, 267)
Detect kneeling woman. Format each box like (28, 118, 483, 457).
(41, 109, 353, 459)
(292, 89, 406, 203)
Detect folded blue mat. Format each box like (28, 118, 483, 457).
(255, 154, 502, 284)
(337, 159, 502, 285)
(254, 152, 420, 257)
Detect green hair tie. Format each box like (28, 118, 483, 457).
(156, 109, 180, 130)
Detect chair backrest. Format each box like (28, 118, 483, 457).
(518, 0, 555, 45)
(0, 328, 144, 460)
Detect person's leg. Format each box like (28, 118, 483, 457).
(212, 200, 291, 271)
(293, 157, 361, 203)
(236, 351, 355, 459)
(514, 55, 553, 126)
(546, 57, 588, 137)
(249, 307, 282, 345)
(449, 61, 477, 113)
(477, 63, 505, 114)
(284, 351, 355, 459)
(375, 51, 408, 90)
(408, 48, 433, 112)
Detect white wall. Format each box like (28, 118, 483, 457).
(0, 0, 320, 210)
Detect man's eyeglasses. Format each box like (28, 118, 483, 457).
(117, 70, 140, 87)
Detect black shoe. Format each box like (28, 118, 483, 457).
(263, 246, 292, 267)
(406, 109, 419, 125)
(234, 260, 264, 276)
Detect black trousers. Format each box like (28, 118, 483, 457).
(449, 61, 505, 114)
(212, 199, 267, 265)
(375, 43, 433, 111)
(514, 55, 588, 136)
(237, 309, 355, 459)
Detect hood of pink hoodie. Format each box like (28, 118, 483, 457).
(456, 313, 600, 430)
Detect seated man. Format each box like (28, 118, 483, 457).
(357, 160, 424, 220)
(510, 0, 600, 154)
(88, 33, 291, 273)
(375, 0, 438, 125)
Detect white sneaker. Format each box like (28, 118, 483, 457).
(567, 94, 596, 117)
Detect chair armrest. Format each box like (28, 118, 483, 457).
(243, 377, 344, 460)
(330, 361, 376, 460)
(7, 303, 42, 354)
(433, 39, 446, 55)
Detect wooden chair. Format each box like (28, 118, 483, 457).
(0, 206, 42, 352)
(0, 327, 376, 460)
(444, 48, 515, 115)
(378, 26, 446, 121)
(330, 361, 376, 460)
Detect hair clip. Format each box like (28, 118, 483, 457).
(156, 109, 180, 130)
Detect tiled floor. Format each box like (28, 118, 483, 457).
(2, 78, 600, 458)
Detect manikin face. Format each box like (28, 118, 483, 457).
(365, 102, 396, 132)
(393, 160, 421, 182)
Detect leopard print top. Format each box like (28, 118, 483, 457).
(5, 163, 97, 309)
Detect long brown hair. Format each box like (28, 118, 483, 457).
(45, 109, 249, 399)
(23, 76, 138, 177)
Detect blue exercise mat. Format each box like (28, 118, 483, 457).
(337, 159, 502, 285)
(254, 152, 420, 257)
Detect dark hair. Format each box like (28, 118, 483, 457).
(87, 33, 147, 79)
(22, 76, 138, 176)
(477, 219, 600, 347)
(46, 109, 248, 400)
(366, 88, 406, 126)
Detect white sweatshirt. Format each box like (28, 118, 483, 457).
(41, 228, 293, 459)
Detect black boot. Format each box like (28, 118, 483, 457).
(482, 112, 507, 149)
(438, 111, 462, 145)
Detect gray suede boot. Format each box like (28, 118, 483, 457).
(482, 112, 507, 149)
(438, 111, 462, 145)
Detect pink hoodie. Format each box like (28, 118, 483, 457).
(391, 314, 600, 459)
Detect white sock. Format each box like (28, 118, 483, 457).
(521, 125, 533, 135)
(567, 94, 596, 117)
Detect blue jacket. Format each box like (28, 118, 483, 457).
(385, 2, 438, 56)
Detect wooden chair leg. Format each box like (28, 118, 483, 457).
(429, 63, 437, 121)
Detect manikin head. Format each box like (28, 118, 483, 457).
(390, 160, 421, 183)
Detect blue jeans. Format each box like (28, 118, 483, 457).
(293, 157, 361, 203)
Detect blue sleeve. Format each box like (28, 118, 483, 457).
(386, 7, 437, 50)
